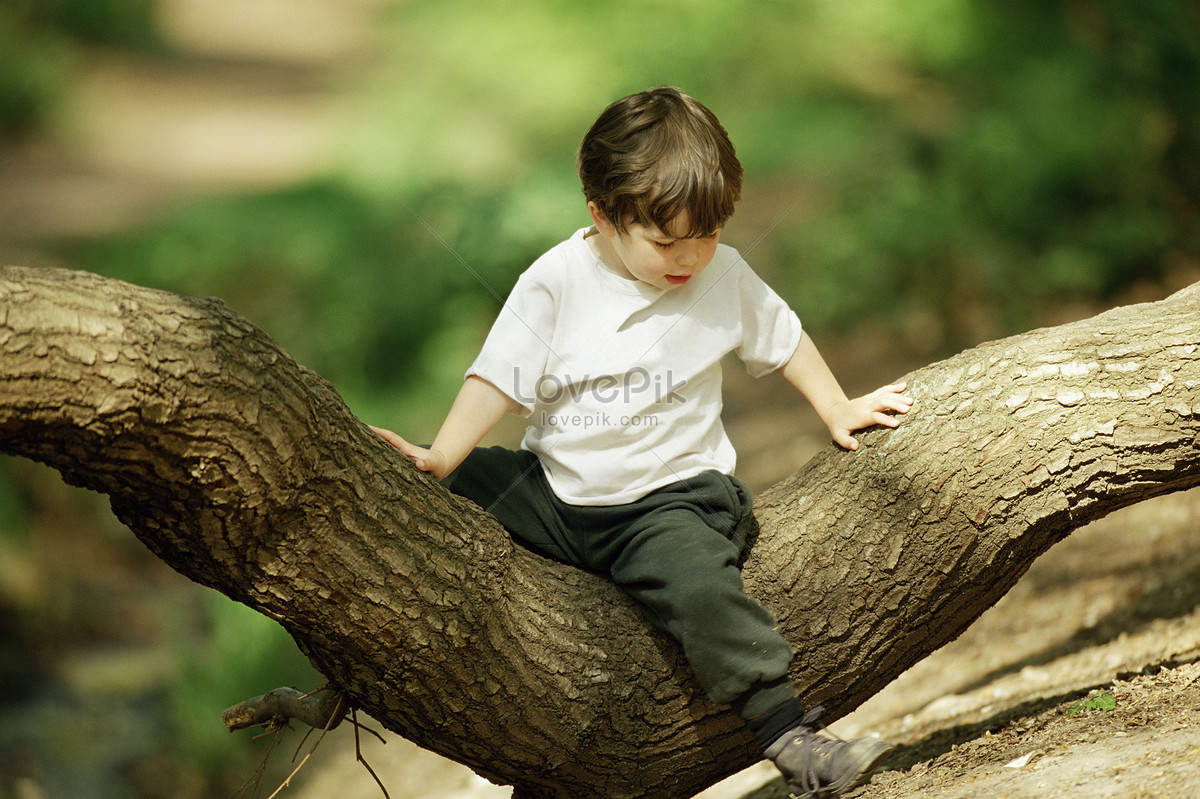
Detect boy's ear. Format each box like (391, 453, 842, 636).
(588, 201, 617, 238)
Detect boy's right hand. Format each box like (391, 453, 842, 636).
(368, 426, 451, 479)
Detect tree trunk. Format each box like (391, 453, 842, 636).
(1, 265, 1197, 798)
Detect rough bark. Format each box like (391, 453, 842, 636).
(1, 265, 1197, 798)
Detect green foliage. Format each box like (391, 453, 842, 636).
(6, 0, 1195, 364)
(73, 179, 576, 433)
(166, 592, 322, 778)
(316, 0, 1200, 362)
(1067, 689, 1117, 716)
(21, 0, 163, 49)
(763, 0, 1195, 347)
(50, 0, 1196, 400)
(0, 459, 34, 543)
(0, 5, 71, 137)
(50, 0, 1195, 423)
(0, 0, 163, 137)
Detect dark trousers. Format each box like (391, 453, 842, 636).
(444, 446, 795, 713)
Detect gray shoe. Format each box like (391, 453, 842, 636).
(764, 724, 893, 799)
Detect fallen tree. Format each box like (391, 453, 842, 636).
(1, 265, 1197, 798)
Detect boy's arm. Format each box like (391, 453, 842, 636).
(779, 333, 913, 451)
(371, 375, 520, 479)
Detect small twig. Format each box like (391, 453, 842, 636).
(265, 692, 347, 799)
(266, 749, 314, 799)
(225, 686, 391, 799)
(352, 707, 392, 799)
(291, 726, 316, 762)
(230, 720, 285, 799)
(352, 714, 388, 745)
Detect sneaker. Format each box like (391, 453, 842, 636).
(764, 721, 893, 799)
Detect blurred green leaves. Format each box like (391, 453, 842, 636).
(761, 0, 1194, 346)
(167, 593, 322, 780)
(37, 0, 163, 49)
(3, 0, 1194, 418)
(0, 4, 71, 137)
(0, 0, 163, 137)
(73, 180, 567, 432)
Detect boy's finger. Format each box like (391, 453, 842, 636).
(369, 425, 400, 444)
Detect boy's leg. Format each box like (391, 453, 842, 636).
(564, 471, 891, 798)
(611, 518, 793, 704)
(567, 471, 794, 708)
(450, 459, 892, 795)
(442, 446, 584, 565)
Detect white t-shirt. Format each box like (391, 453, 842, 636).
(468, 228, 803, 505)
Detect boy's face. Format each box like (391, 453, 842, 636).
(588, 204, 721, 291)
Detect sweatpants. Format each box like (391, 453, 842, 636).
(444, 446, 796, 718)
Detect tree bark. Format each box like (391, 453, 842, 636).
(1, 265, 1197, 798)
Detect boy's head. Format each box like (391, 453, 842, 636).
(578, 87, 743, 239)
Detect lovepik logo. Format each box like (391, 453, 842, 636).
(512, 367, 687, 406)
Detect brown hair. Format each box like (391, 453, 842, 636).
(577, 87, 743, 237)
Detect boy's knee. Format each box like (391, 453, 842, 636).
(656, 556, 747, 618)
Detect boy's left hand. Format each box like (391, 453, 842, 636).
(826, 382, 913, 451)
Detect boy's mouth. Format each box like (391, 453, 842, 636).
(665, 275, 691, 285)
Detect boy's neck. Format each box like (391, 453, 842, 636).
(585, 229, 638, 282)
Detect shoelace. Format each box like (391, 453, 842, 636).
(789, 706, 850, 799)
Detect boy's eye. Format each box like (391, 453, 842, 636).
(653, 240, 674, 250)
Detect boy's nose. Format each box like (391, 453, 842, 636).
(677, 244, 699, 266)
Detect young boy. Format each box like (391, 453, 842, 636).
(372, 87, 912, 798)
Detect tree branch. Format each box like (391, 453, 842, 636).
(222, 686, 348, 733)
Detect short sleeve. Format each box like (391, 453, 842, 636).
(734, 266, 804, 378)
(466, 269, 557, 416)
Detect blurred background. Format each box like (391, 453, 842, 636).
(1, 1, 1198, 797)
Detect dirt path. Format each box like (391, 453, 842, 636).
(831, 486, 1200, 799)
(860, 662, 1200, 799)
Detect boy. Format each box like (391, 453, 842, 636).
(372, 87, 912, 798)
